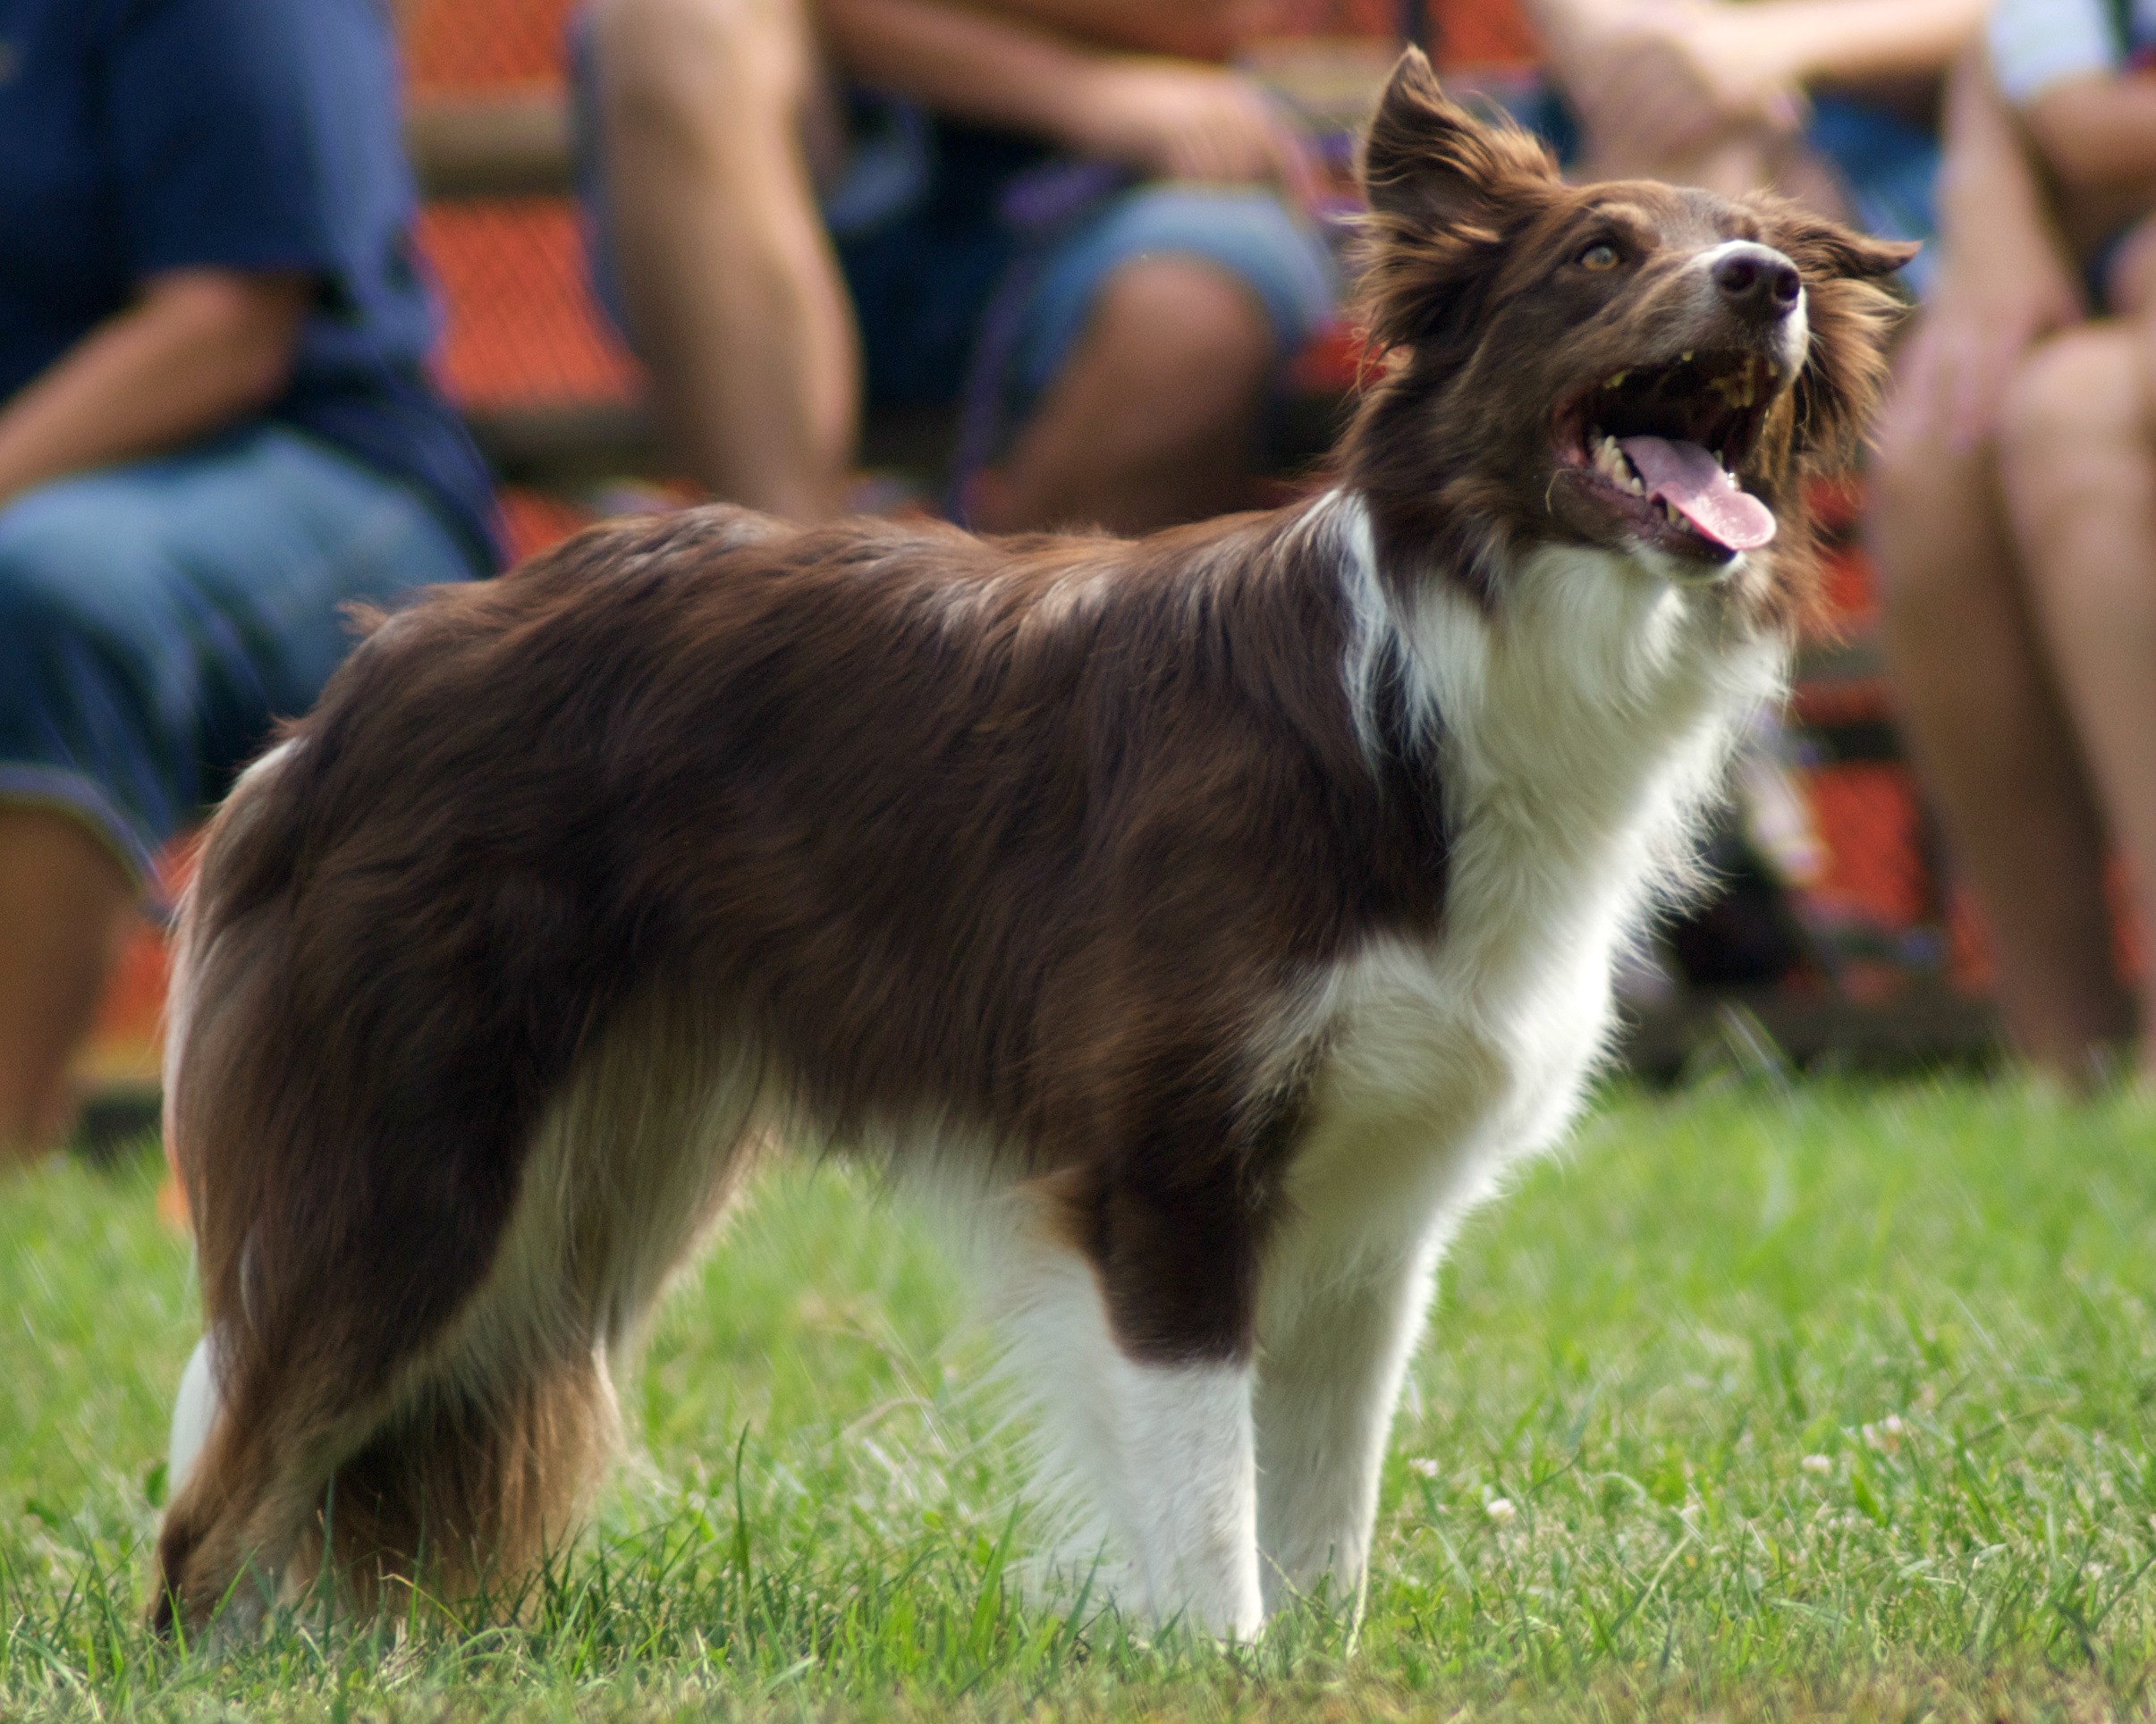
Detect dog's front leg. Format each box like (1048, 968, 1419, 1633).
(1098, 1175, 1264, 1639)
(1106, 1347, 1260, 1638)
(1002, 1166, 1265, 1639)
(1253, 1235, 1443, 1618)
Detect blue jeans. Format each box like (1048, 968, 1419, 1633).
(0, 424, 481, 882)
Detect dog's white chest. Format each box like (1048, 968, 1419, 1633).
(1284, 824, 1627, 1277)
(1282, 540, 1782, 1275)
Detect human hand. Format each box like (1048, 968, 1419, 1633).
(1060, 58, 1319, 206)
(1568, 2, 1805, 173)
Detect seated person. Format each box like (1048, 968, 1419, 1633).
(1868, 11, 2156, 1082)
(1524, 0, 1985, 292)
(1994, 0, 2156, 313)
(0, 0, 498, 1155)
(576, 0, 1339, 533)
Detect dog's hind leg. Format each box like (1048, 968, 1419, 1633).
(156, 985, 758, 1637)
(295, 996, 765, 1615)
(151, 1339, 402, 1639)
(300, 1345, 619, 1616)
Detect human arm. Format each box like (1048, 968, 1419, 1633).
(1528, 0, 1984, 169)
(927, 0, 1273, 61)
(818, 0, 1315, 197)
(0, 269, 309, 508)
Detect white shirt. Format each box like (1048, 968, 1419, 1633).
(1989, 0, 2156, 102)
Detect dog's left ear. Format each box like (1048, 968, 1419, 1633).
(1361, 46, 1557, 233)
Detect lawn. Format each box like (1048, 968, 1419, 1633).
(6, 1074, 2156, 1720)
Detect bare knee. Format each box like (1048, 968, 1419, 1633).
(591, 0, 809, 127)
(980, 258, 1278, 532)
(1087, 258, 1274, 420)
(2000, 326, 2143, 484)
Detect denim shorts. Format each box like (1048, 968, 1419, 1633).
(0, 423, 481, 883)
(825, 138, 1341, 413)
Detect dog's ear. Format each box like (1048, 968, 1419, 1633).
(1357, 50, 1558, 352)
(1772, 212, 1921, 283)
(1360, 47, 1557, 232)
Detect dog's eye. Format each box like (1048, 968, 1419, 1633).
(1578, 242, 1621, 272)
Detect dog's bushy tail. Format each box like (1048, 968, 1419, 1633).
(152, 725, 621, 1630)
(151, 554, 652, 1635)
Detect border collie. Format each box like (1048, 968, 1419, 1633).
(153, 52, 1908, 1638)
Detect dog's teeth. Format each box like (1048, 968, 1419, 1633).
(1604, 370, 1628, 389)
(1627, 474, 1644, 495)
(1678, 350, 1694, 362)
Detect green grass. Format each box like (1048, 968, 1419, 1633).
(8, 1075, 2156, 1719)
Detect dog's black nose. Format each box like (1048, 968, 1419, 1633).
(1712, 244, 1802, 320)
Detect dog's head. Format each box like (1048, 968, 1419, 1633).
(1344, 49, 1912, 619)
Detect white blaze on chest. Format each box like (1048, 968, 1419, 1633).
(1286, 531, 1784, 1270)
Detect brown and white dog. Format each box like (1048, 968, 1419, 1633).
(153, 53, 1909, 1639)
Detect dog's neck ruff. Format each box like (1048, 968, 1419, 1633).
(1275, 486, 1786, 1272)
(1324, 483, 1783, 804)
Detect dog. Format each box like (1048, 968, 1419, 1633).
(151, 50, 1909, 1640)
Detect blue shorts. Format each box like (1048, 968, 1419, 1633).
(823, 123, 1340, 415)
(0, 424, 480, 882)
(568, 23, 1337, 438)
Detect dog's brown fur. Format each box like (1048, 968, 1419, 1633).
(153, 52, 1909, 1633)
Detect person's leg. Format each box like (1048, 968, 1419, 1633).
(969, 187, 1338, 537)
(973, 258, 1274, 534)
(1867, 325, 2132, 1076)
(589, 0, 858, 520)
(0, 811, 131, 1156)
(0, 427, 478, 1156)
(1999, 322, 2156, 1071)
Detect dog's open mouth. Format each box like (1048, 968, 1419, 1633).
(1554, 353, 1783, 562)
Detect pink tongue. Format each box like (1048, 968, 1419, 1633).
(1618, 435, 1776, 552)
